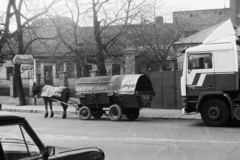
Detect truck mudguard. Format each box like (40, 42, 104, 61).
(196, 91, 233, 118)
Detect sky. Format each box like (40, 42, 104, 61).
(0, 0, 231, 29)
(0, 0, 230, 14)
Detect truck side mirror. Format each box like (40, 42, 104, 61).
(188, 63, 192, 73)
(46, 146, 55, 156)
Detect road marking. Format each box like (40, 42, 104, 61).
(37, 134, 240, 145)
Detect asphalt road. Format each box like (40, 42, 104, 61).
(5, 111, 240, 160)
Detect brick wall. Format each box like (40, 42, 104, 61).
(173, 8, 230, 34)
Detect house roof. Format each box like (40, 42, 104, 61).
(174, 21, 226, 45)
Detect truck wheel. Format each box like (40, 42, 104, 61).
(126, 109, 140, 121)
(201, 99, 230, 127)
(92, 109, 103, 119)
(78, 106, 92, 120)
(108, 104, 122, 121)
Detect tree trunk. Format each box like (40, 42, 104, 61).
(11, 0, 27, 105)
(14, 64, 26, 105)
(96, 45, 107, 76)
(93, 0, 107, 76)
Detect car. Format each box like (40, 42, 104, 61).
(0, 112, 105, 160)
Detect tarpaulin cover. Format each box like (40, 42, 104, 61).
(75, 74, 154, 97)
(41, 85, 67, 97)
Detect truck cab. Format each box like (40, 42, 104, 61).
(181, 19, 240, 126)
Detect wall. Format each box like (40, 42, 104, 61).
(173, 8, 230, 35)
(230, 0, 240, 26)
(124, 52, 137, 74)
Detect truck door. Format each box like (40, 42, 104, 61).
(187, 52, 214, 95)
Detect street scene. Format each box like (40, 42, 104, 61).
(1, 0, 240, 160)
(1, 111, 240, 160)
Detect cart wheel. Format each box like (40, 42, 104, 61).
(78, 106, 92, 120)
(126, 109, 140, 121)
(108, 104, 122, 121)
(92, 109, 103, 119)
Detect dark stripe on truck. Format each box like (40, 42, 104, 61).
(192, 73, 201, 85)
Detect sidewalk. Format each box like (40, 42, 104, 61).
(0, 104, 201, 120)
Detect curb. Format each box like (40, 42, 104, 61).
(0, 108, 201, 120)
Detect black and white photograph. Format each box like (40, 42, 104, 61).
(0, 0, 240, 159)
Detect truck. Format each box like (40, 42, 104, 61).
(181, 19, 240, 127)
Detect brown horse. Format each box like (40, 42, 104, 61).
(32, 83, 70, 119)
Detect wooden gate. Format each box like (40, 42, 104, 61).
(145, 71, 182, 109)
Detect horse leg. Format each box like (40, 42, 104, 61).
(49, 99, 54, 118)
(61, 89, 70, 119)
(43, 98, 48, 118)
(61, 103, 67, 119)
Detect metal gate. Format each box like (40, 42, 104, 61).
(145, 71, 182, 109)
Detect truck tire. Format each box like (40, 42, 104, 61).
(201, 99, 230, 127)
(108, 104, 122, 121)
(125, 109, 140, 121)
(78, 106, 92, 120)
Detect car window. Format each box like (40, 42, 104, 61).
(0, 124, 41, 160)
(188, 53, 212, 70)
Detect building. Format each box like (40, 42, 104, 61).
(173, 8, 230, 38)
(173, 0, 240, 70)
(1, 0, 240, 96)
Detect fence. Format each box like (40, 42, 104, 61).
(0, 71, 183, 109)
(145, 71, 183, 109)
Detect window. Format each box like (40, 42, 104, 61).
(56, 62, 75, 78)
(84, 64, 92, 77)
(188, 53, 212, 70)
(0, 124, 41, 159)
(56, 62, 64, 78)
(36, 62, 41, 74)
(67, 63, 74, 78)
(6, 67, 13, 80)
(112, 64, 120, 75)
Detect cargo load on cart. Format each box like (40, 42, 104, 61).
(75, 74, 155, 121)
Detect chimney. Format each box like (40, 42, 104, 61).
(155, 16, 164, 24)
(230, 0, 240, 26)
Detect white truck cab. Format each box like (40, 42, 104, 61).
(181, 20, 240, 126)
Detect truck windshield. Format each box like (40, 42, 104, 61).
(188, 53, 212, 70)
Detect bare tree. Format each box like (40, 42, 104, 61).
(0, 0, 58, 105)
(43, 0, 145, 76)
(126, 2, 185, 72)
(49, 0, 96, 77)
(91, 0, 145, 75)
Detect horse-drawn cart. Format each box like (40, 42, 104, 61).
(75, 74, 155, 121)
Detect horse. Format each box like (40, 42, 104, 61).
(32, 83, 70, 119)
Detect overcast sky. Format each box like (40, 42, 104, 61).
(0, 0, 231, 29)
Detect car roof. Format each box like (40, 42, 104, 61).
(0, 112, 24, 121)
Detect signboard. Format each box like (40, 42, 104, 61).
(21, 65, 33, 70)
(75, 83, 109, 92)
(13, 55, 34, 64)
